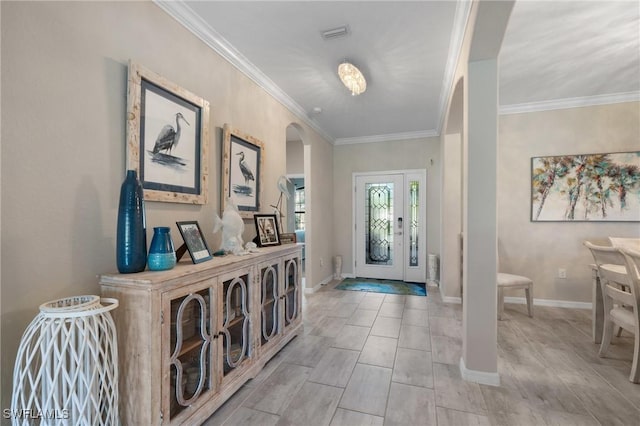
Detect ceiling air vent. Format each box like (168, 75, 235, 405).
(321, 25, 350, 40)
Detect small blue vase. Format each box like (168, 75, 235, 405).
(116, 170, 147, 273)
(148, 227, 177, 271)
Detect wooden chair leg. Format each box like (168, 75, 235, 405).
(525, 286, 533, 318)
(631, 327, 640, 383)
(599, 318, 614, 357)
(497, 287, 504, 320)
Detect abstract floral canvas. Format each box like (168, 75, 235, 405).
(531, 151, 640, 222)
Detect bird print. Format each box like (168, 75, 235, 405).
(152, 112, 189, 155)
(236, 151, 255, 184)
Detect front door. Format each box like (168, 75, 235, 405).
(354, 171, 427, 283)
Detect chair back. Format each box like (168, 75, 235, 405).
(585, 241, 626, 267)
(584, 241, 633, 305)
(609, 237, 640, 251)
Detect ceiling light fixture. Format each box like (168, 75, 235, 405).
(338, 62, 367, 96)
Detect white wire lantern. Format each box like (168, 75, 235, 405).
(11, 295, 119, 425)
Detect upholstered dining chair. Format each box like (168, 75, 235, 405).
(497, 272, 533, 320)
(584, 241, 639, 383)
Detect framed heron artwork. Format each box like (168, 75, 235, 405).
(126, 61, 210, 204)
(222, 124, 264, 218)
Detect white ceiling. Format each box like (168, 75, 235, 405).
(158, 1, 640, 144)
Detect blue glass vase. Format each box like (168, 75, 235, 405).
(148, 227, 177, 271)
(116, 170, 147, 273)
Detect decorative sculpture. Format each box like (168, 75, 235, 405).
(214, 198, 246, 255)
(270, 175, 292, 231)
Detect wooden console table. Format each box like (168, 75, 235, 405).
(100, 244, 303, 425)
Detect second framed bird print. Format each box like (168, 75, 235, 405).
(222, 124, 264, 218)
(126, 61, 210, 204)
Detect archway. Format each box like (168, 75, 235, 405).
(440, 77, 465, 302)
(285, 123, 310, 288)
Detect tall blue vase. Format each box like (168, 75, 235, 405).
(116, 170, 147, 273)
(148, 227, 177, 271)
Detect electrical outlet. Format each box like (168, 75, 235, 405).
(558, 268, 567, 279)
(320, 258, 324, 267)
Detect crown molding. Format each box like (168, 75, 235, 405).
(499, 91, 640, 115)
(153, 0, 335, 144)
(334, 129, 439, 146)
(436, 1, 473, 136)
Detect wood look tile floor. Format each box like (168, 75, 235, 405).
(203, 282, 640, 426)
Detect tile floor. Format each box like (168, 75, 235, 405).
(203, 282, 640, 425)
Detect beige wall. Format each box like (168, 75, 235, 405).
(286, 139, 304, 175)
(0, 1, 333, 404)
(498, 101, 640, 303)
(332, 138, 440, 276)
(440, 133, 462, 299)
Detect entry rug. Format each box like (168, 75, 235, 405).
(335, 278, 426, 296)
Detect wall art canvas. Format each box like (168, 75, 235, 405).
(531, 151, 640, 222)
(222, 124, 264, 218)
(127, 61, 209, 204)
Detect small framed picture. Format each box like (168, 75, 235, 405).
(176, 221, 213, 263)
(254, 214, 281, 247)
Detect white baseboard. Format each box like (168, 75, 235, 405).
(305, 274, 334, 294)
(459, 357, 500, 386)
(342, 273, 356, 279)
(441, 295, 462, 304)
(304, 285, 319, 294)
(504, 296, 591, 310)
(439, 295, 590, 309)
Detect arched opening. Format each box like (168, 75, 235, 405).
(285, 123, 309, 288)
(440, 77, 465, 302)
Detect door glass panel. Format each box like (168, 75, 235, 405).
(169, 290, 211, 419)
(409, 180, 419, 267)
(365, 183, 393, 265)
(222, 275, 250, 376)
(284, 258, 299, 325)
(260, 265, 279, 345)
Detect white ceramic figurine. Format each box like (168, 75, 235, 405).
(213, 198, 246, 255)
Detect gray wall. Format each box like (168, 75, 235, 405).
(0, 1, 334, 405)
(498, 101, 640, 303)
(332, 138, 441, 276)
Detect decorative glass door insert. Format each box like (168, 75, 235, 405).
(260, 264, 279, 345)
(409, 180, 419, 267)
(284, 257, 299, 326)
(365, 183, 394, 265)
(221, 275, 250, 376)
(168, 289, 212, 419)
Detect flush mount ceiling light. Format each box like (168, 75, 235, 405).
(338, 62, 367, 96)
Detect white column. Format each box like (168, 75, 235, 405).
(460, 58, 499, 385)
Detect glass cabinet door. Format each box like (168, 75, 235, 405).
(167, 287, 213, 420)
(283, 257, 300, 327)
(260, 263, 280, 346)
(221, 273, 251, 377)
